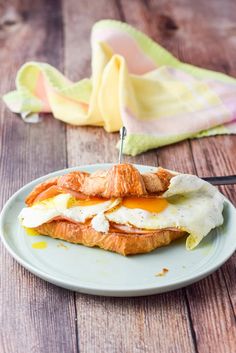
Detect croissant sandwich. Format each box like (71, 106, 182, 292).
(19, 164, 224, 255)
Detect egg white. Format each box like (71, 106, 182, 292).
(106, 174, 224, 249)
(19, 194, 72, 228)
(63, 199, 120, 223)
(19, 194, 120, 228)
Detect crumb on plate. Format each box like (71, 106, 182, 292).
(57, 242, 68, 249)
(155, 268, 169, 277)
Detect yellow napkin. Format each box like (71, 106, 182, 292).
(3, 20, 236, 155)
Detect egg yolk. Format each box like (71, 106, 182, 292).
(122, 197, 168, 213)
(68, 197, 109, 208)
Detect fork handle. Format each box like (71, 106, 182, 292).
(203, 175, 236, 186)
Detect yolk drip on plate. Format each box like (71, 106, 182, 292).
(122, 197, 168, 213)
(24, 227, 40, 236)
(32, 241, 47, 249)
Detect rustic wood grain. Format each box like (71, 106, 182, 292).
(0, 1, 78, 353)
(1, 0, 236, 352)
(128, 1, 236, 352)
(74, 292, 196, 353)
(63, 0, 121, 167)
(64, 0, 235, 352)
(63, 1, 196, 353)
(189, 140, 236, 352)
(63, 0, 159, 168)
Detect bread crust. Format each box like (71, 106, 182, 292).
(35, 221, 186, 256)
(81, 164, 147, 198)
(26, 164, 175, 206)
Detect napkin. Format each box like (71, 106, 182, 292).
(3, 20, 236, 156)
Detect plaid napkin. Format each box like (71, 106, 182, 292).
(3, 20, 236, 156)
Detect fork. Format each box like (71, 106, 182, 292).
(203, 175, 236, 186)
(119, 127, 236, 186)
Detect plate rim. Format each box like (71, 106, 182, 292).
(1, 163, 236, 297)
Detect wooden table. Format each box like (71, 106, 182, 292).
(0, 1, 236, 352)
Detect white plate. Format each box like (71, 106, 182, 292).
(0, 164, 236, 297)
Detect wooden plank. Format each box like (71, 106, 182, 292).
(161, 0, 236, 350)
(189, 138, 236, 351)
(63, 0, 197, 352)
(63, 0, 120, 166)
(63, 0, 159, 168)
(63, 1, 235, 352)
(119, 2, 203, 353)
(0, 1, 78, 353)
(75, 292, 196, 353)
(131, 0, 236, 352)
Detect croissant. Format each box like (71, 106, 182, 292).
(23, 164, 186, 255)
(26, 164, 175, 205)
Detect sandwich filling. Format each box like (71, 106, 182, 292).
(19, 174, 224, 250)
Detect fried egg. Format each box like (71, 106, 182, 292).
(19, 194, 120, 228)
(106, 174, 224, 249)
(19, 174, 224, 250)
(19, 194, 72, 228)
